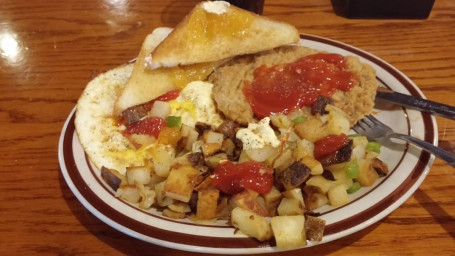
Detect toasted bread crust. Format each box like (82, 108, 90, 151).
(147, 1, 299, 69)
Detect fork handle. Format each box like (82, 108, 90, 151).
(393, 134, 455, 167)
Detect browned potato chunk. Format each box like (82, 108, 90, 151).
(164, 165, 200, 202)
(305, 216, 326, 241)
(270, 215, 307, 248)
(356, 158, 379, 186)
(294, 117, 329, 142)
(231, 207, 273, 241)
(230, 190, 269, 217)
(197, 189, 220, 220)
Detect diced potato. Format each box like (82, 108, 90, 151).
(147, 145, 175, 177)
(216, 196, 231, 220)
(305, 191, 329, 210)
(126, 165, 151, 185)
(300, 156, 323, 175)
(328, 184, 350, 207)
(270, 114, 292, 129)
(201, 142, 222, 157)
(231, 207, 273, 241)
(294, 117, 329, 142)
(203, 130, 224, 144)
(262, 186, 282, 216)
(293, 139, 314, 159)
(282, 188, 305, 208)
(230, 190, 269, 217)
(271, 148, 294, 171)
(164, 165, 200, 202)
(197, 189, 220, 220)
(356, 158, 379, 186)
(325, 163, 353, 190)
(326, 105, 350, 135)
(277, 198, 304, 216)
(305, 175, 336, 194)
(270, 215, 307, 248)
(221, 139, 235, 156)
(101, 166, 127, 191)
(305, 216, 326, 242)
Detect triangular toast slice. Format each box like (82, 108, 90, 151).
(114, 27, 175, 115)
(114, 27, 225, 115)
(145, 1, 300, 69)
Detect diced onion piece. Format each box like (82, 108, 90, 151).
(181, 124, 199, 151)
(270, 114, 292, 129)
(149, 100, 170, 118)
(136, 182, 157, 209)
(351, 144, 366, 160)
(115, 185, 141, 203)
(126, 166, 151, 185)
(155, 181, 174, 207)
(245, 145, 278, 162)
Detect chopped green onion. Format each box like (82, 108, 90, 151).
(347, 182, 361, 194)
(348, 134, 363, 138)
(165, 116, 181, 127)
(292, 116, 307, 124)
(345, 159, 359, 179)
(366, 141, 381, 153)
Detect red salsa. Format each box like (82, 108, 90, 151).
(123, 116, 165, 138)
(314, 133, 351, 160)
(120, 89, 181, 137)
(243, 53, 359, 119)
(212, 161, 274, 195)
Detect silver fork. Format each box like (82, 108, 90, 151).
(353, 115, 455, 167)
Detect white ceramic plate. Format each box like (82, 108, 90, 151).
(58, 34, 437, 254)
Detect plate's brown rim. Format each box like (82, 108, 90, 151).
(60, 34, 435, 251)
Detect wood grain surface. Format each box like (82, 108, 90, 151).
(1, 0, 454, 255)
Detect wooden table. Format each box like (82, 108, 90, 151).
(1, 0, 454, 255)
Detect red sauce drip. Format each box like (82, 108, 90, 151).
(119, 89, 181, 137)
(212, 161, 274, 195)
(243, 53, 359, 119)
